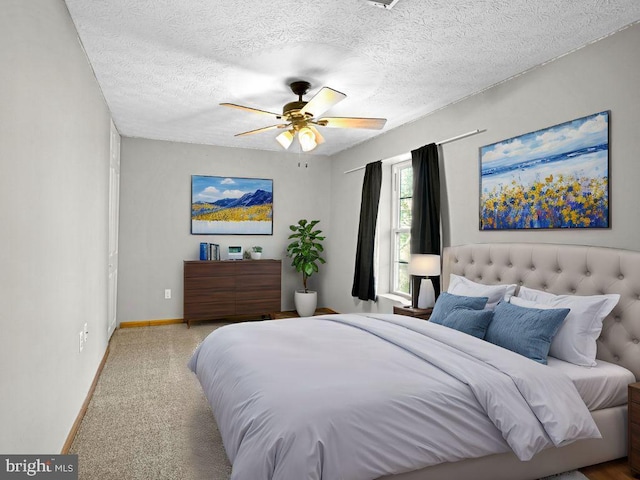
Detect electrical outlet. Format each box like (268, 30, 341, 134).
(83, 322, 88, 343)
(164, 289, 171, 299)
(79, 331, 84, 353)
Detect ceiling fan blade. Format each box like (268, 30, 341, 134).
(220, 103, 282, 118)
(235, 124, 287, 137)
(308, 125, 325, 145)
(318, 117, 387, 130)
(299, 87, 346, 118)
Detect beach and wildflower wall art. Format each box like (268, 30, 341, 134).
(480, 111, 609, 230)
(191, 175, 273, 235)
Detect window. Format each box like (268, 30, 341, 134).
(391, 161, 412, 296)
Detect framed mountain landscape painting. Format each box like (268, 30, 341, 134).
(191, 175, 273, 235)
(480, 111, 609, 230)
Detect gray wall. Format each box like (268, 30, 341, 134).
(326, 24, 640, 315)
(117, 138, 331, 323)
(3, 0, 636, 454)
(0, 1, 112, 452)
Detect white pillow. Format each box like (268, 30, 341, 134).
(448, 274, 517, 310)
(513, 287, 620, 367)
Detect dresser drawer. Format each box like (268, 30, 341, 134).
(631, 402, 640, 427)
(631, 453, 640, 475)
(630, 384, 640, 403)
(630, 384, 640, 426)
(631, 438, 640, 473)
(632, 422, 640, 442)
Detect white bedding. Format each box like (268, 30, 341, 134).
(546, 357, 635, 410)
(189, 313, 600, 480)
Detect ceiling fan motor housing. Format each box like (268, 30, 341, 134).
(284, 81, 313, 124)
(283, 101, 307, 116)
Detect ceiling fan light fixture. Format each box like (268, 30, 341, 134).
(276, 130, 294, 149)
(298, 126, 317, 152)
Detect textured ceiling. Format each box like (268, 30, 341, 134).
(64, 1, 640, 156)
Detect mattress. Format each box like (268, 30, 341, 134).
(547, 357, 635, 410)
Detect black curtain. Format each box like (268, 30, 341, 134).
(410, 143, 441, 306)
(352, 161, 383, 301)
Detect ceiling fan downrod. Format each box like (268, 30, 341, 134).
(283, 81, 312, 119)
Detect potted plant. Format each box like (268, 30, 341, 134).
(250, 246, 263, 260)
(286, 219, 326, 317)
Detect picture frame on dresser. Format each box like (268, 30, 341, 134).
(191, 175, 273, 235)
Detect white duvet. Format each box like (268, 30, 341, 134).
(188, 313, 600, 480)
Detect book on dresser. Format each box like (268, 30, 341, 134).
(183, 259, 281, 327)
(208, 243, 220, 261)
(198, 242, 220, 261)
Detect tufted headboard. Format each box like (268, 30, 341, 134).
(443, 243, 640, 380)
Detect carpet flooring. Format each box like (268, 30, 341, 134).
(70, 322, 587, 480)
(70, 322, 230, 479)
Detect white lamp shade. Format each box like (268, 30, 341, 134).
(408, 254, 441, 276)
(276, 130, 294, 149)
(298, 126, 317, 152)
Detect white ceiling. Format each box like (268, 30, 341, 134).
(64, 1, 640, 156)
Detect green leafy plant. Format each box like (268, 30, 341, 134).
(286, 219, 326, 292)
(252, 246, 263, 253)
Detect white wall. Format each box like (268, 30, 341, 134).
(0, 1, 112, 452)
(117, 138, 331, 322)
(326, 23, 640, 315)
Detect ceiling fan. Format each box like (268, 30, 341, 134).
(221, 81, 387, 152)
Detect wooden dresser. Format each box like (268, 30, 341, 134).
(183, 260, 281, 327)
(630, 382, 640, 475)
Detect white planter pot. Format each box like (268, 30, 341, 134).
(250, 251, 262, 260)
(294, 290, 317, 317)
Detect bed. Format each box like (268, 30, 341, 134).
(189, 243, 640, 480)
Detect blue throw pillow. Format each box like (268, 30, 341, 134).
(439, 307, 494, 339)
(430, 292, 489, 324)
(485, 301, 570, 364)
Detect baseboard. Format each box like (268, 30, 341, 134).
(61, 344, 110, 454)
(119, 318, 184, 328)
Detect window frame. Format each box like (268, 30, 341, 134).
(390, 160, 412, 298)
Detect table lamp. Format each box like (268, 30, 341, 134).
(408, 254, 441, 309)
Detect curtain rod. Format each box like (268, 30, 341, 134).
(343, 129, 483, 174)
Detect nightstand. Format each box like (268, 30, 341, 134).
(629, 382, 640, 475)
(393, 305, 433, 320)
